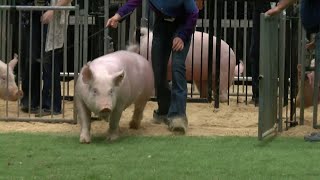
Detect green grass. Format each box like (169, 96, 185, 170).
(0, 133, 320, 180)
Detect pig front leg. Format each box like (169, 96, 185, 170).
(76, 97, 92, 144)
(129, 100, 148, 129)
(107, 108, 123, 141)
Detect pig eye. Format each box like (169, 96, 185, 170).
(0, 76, 6, 81)
(109, 89, 113, 95)
(92, 88, 98, 95)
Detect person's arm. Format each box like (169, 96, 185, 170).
(265, 0, 298, 16)
(41, 0, 73, 24)
(172, 0, 198, 51)
(117, 0, 142, 18)
(175, 0, 199, 43)
(106, 0, 142, 28)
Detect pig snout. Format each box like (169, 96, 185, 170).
(2, 88, 23, 101)
(100, 107, 111, 113)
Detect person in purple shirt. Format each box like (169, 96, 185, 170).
(106, 0, 199, 134)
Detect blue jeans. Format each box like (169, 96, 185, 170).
(152, 15, 191, 119)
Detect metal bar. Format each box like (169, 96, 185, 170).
(28, 11, 33, 116)
(73, 5, 80, 122)
(0, 117, 76, 124)
(62, 10, 68, 119)
(50, 11, 56, 117)
(39, 10, 44, 117)
(83, 0, 88, 64)
(243, 1, 248, 103)
(6, 8, 9, 117)
(278, 12, 286, 132)
(0, 5, 75, 10)
(196, 19, 253, 28)
(299, 20, 306, 125)
(208, 0, 214, 103)
(104, 0, 110, 54)
(214, 0, 222, 108)
(17, 10, 22, 117)
(261, 125, 277, 139)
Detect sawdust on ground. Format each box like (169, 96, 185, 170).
(0, 81, 319, 139)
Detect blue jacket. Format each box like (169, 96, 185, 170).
(117, 0, 199, 43)
(300, 0, 320, 33)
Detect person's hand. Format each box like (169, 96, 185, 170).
(306, 40, 316, 50)
(41, 10, 54, 24)
(106, 14, 121, 28)
(265, 6, 283, 17)
(172, 37, 184, 51)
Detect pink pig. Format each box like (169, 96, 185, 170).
(131, 27, 241, 102)
(296, 59, 320, 108)
(0, 54, 23, 101)
(75, 50, 154, 143)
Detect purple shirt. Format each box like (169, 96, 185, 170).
(117, 0, 199, 43)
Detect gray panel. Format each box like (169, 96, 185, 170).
(258, 13, 280, 140)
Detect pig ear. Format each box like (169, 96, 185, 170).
(82, 64, 93, 84)
(8, 54, 18, 70)
(113, 69, 125, 86)
(297, 64, 302, 72)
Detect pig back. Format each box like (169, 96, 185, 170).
(101, 51, 155, 105)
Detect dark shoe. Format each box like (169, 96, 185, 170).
(152, 110, 169, 125)
(168, 117, 188, 134)
(304, 132, 320, 142)
(35, 109, 61, 117)
(249, 97, 259, 107)
(20, 106, 39, 114)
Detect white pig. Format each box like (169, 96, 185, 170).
(296, 59, 320, 108)
(131, 27, 241, 102)
(75, 50, 154, 143)
(0, 54, 23, 101)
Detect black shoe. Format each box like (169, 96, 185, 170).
(254, 98, 259, 107)
(152, 110, 169, 125)
(20, 106, 39, 114)
(35, 109, 61, 117)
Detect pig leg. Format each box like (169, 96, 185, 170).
(129, 100, 148, 129)
(77, 99, 92, 144)
(107, 108, 123, 141)
(195, 80, 228, 102)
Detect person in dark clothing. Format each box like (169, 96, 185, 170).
(19, 0, 72, 116)
(106, 0, 199, 134)
(249, 1, 271, 106)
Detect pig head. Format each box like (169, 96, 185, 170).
(0, 54, 23, 101)
(296, 60, 320, 108)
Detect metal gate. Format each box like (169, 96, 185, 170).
(258, 12, 286, 140)
(0, 3, 80, 123)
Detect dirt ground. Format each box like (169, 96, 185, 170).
(0, 82, 319, 138)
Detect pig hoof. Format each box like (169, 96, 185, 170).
(129, 121, 140, 129)
(80, 134, 91, 144)
(106, 134, 119, 141)
(219, 95, 228, 103)
(106, 131, 119, 141)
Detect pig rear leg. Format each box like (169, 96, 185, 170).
(129, 100, 148, 129)
(195, 80, 228, 102)
(76, 98, 92, 144)
(107, 108, 123, 141)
